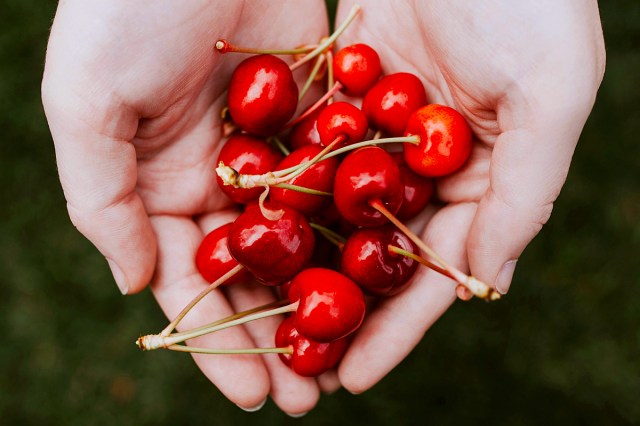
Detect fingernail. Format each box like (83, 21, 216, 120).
(286, 411, 308, 418)
(237, 398, 266, 412)
(106, 258, 128, 295)
(495, 260, 517, 295)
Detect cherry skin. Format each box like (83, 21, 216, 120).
(227, 54, 298, 136)
(195, 222, 247, 284)
(341, 225, 419, 296)
(332, 43, 382, 97)
(362, 72, 427, 137)
(390, 152, 434, 221)
(289, 106, 324, 150)
(269, 145, 340, 216)
(227, 202, 315, 286)
(333, 146, 404, 227)
(316, 101, 368, 148)
(216, 133, 283, 204)
(287, 268, 365, 343)
(275, 314, 349, 377)
(403, 104, 473, 177)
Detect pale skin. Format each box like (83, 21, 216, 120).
(42, 0, 605, 415)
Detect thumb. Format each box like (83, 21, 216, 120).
(467, 116, 587, 295)
(42, 79, 155, 295)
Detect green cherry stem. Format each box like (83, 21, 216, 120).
(215, 39, 317, 56)
(160, 264, 245, 337)
(167, 345, 293, 355)
(309, 222, 346, 249)
(215, 135, 419, 190)
(139, 301, 299, 351)
(286, 81, 343, 129)
(273, 182, 333, 197)
(326, 50, 335, 105)
(387, 245, 452, 280)
(289, 4, 361, 71)
(169, 299, 289, 340)
(268, 136, 291, 156)
(368, 199, 500, 301)
(299, 54, 326, 101)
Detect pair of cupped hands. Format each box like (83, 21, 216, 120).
(42, 0, 605, 415)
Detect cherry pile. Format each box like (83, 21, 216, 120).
(137, 5, 499, 379)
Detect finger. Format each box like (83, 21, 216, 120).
(41, 3, 161, 295)
(226, 282, 320, 416)
(467, 103, 592, 294)
(316, 369, 342, 395)
(198, 211, 321, 415)
(338, 202, 476, 393)
(42, 82, 155, 295)
(149, 215, 270, 410)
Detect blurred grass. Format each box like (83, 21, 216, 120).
(1, 0, 638, 425)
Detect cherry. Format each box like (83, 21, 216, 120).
(270, 145, 340, 216)
(390, 152, 434, 221)
(362, 72, 427, 137)
(227, 54, 298, 136)
(195, 223, 247, 285)
(289, 106, 324, 150)
(287, 268, 365, 342)
(216, 133, 283, 204)
(403, 104, 472, 177)
(227, 202, 315, 286)
(333, 146, 403, 227)
(275, 314, 348, 377)
(341, 225, 419, 296)
(316, 101, 368, 148)
(332, 43, 382, 97)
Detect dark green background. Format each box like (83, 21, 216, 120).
(1, 1, 638, 424)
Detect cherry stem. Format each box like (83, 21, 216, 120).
(215, 39, 317, 56)
(215, 135, 419, 190)
(309, 222, 346, 249)
(286, 81, 343, 129)
(299, 54, 326, 102)
(372, 130, 383, 140)
(277, 136, 344, 183)
(139, 301, 299, 351)
(326, 50, 335, 105)
(169, 299, 289, 340)
(369, 199, 500, 301)
(167, 345, 293, 355)
(273, 182, 333, 197)
(289, 4, 361, 71)
(258, 185, 285, 221)
(387, 245, 452, 280)
(160, 264, 245, 337)
(268, 136, 290, 156)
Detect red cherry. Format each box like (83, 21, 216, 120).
(195, 223, 247, 285)
(275, 314, 349, 377)
(227, 54, 298, 136)
(390, 152, 434, 221)
(332, 43, 382, 97)
(287, 268, 365, 342)
(227, 202, 315, 286)
(269, 145, 340, 216)
(340, 225, 419, 296)
(216, 134, 283, 204)
(316, 101, 368, 148)
(362, 72, 427, 137)
(333, 146, 403, 227)
(289, 106, 324, 150)
(403, 104, 472, 177)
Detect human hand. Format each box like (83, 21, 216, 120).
(333, 0, 605, 392)
(41, 0, 333, 414)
